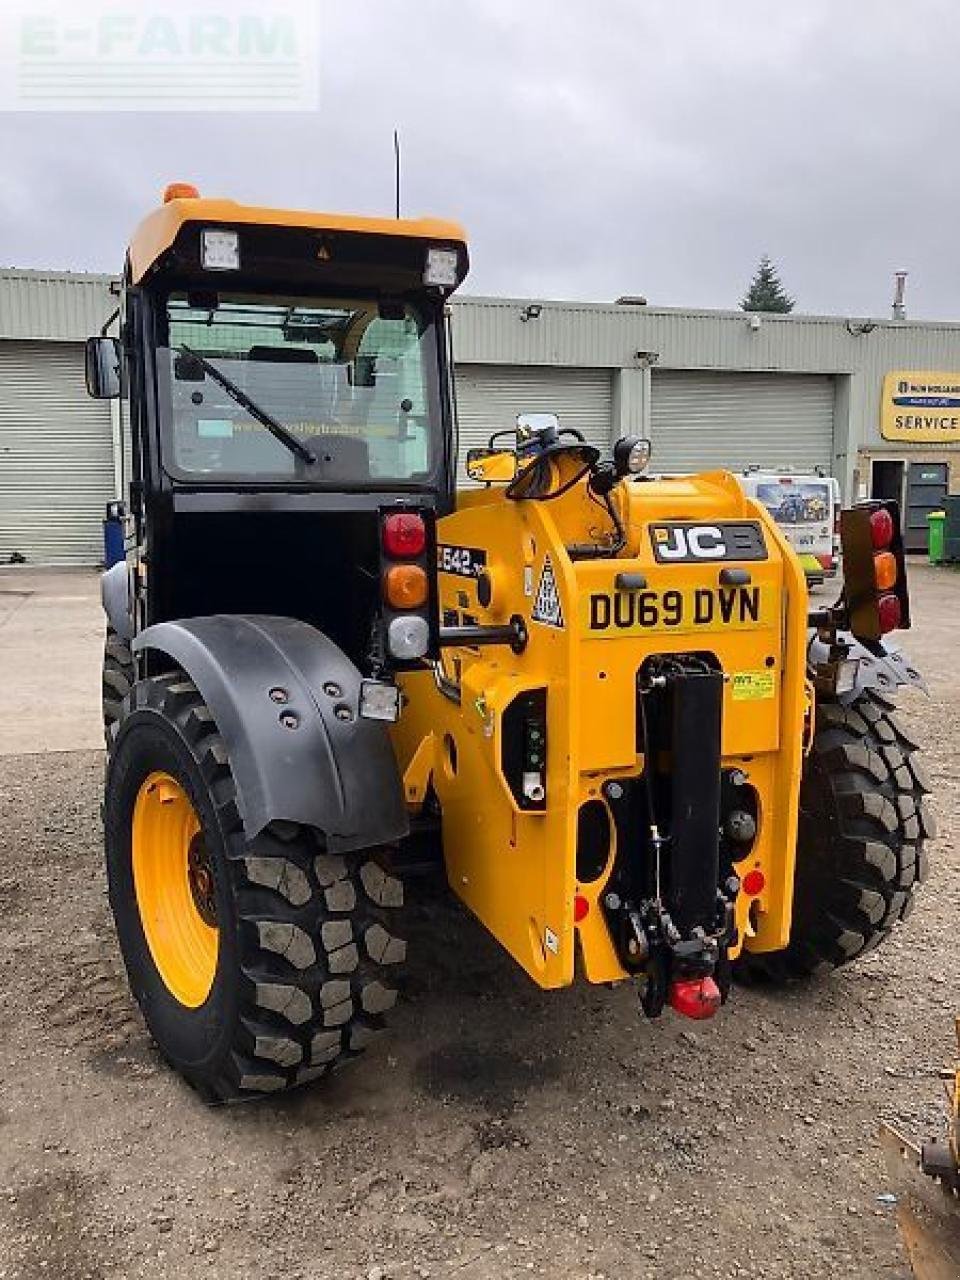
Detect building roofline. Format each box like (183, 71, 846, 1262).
(1, 267, 959, 336)
(0, 266, 118, 285)
(454, 293, 960, 335)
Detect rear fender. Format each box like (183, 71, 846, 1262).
(101, 561, 134, 641)
(132, 615, 408, 851)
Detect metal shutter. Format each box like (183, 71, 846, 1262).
(651, 371, 836, 474)
(454, 364, 613, 480)
(0, 341, 114, 565)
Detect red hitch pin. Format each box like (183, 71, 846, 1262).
(669, 975, 722, 1020)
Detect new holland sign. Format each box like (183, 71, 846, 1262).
(881, 371, 960, 443)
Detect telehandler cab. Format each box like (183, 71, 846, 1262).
(86, 186, 934, 1101)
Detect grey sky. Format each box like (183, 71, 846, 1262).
(1, 0, 957, 319)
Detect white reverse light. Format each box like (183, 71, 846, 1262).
(202, 229, 240, 271)
(359, 679, 401, 723)
(388, 615, 430, 660)
(834, 657, 860, 696)
(423, 246, 459, 288)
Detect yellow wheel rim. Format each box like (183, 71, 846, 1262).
(132, 771, 219, 1008)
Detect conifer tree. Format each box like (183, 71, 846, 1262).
(741, 256, 794, 313)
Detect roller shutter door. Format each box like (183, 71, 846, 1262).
(651, 371, 835, 474)
(454, 364, 613, 480)
(0, 341, 114, 565)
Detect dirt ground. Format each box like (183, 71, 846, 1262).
(0, 565, 957, 1280)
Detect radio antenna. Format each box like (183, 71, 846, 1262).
(393, 129, 401, 219)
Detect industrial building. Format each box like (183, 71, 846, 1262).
(3, 266, 960, 563)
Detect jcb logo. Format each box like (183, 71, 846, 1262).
(649, 521, 767, 564)
(654, 525, 726, 560)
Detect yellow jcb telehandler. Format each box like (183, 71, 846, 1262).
(84, 186, 933, 1100)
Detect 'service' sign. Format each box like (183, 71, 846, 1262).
(881, 370, 960, 443)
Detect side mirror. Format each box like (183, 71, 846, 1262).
(85, 336, 121, 399)
(516, 411, 560, 441)
(465, 448, 518, 484)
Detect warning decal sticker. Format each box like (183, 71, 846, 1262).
(731, 670, 776, 701)
(532, 555, 564, 628)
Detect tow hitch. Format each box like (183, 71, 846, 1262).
(602, 654, 737, 1021)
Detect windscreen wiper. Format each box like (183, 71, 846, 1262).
(179, 344, 316, 465)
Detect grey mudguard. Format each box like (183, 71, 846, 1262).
(807, 629, 926, 704)
(101, 561, 134, 641)
(132, 615, 409, 851)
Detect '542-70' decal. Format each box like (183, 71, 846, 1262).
(437, 543, 487, 579)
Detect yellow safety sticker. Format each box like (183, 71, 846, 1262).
(730, 670, 776, 701)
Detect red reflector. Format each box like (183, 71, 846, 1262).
(742, 868, 766, 896)
(382, 512, 426, 559)
(877, 592, 902, 634)
(869, 507, 895, 550)
(669, 976, 721, 1021)
(573, 893, 589, 923)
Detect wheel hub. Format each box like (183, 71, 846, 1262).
(187, 833, 217, 926)
(131, 770, 219, 1008)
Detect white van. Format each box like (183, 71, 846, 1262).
(739, 470, 840, 583)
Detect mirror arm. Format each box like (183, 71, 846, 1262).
(100, 307, 120, 337)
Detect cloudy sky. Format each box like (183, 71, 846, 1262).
(1, 0, 957, 319)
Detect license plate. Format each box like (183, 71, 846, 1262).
(582, 584, 773, 637)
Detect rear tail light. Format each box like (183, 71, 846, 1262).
(382, 512, 426, 559)
(873, 551, 898, 592)
(380, 507, 434, 663)
(877, 593, 902, 633)
(387, 615, 430, 660)
(384, 564, 428, 610)
(840, 500, 910, 641)
(869, 507, 895, 550)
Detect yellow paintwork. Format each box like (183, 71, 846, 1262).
(402, 733, 436, 810)
(465, 450, 519, 484)
(131, 771, 218, 1007)
(129, 193, 468, 283)
(392, 468, 809, 990)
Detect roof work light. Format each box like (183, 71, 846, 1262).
(423, 246, 459, 288)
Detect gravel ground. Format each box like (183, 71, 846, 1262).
(0, 564, 957, 1280)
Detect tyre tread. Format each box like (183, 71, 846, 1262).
(737, 686, 930, 984)
(108, 668, 405, 1101)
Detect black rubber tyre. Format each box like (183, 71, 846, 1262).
(104, 671, 406, 1101)
(736, 686, 935, 983)
(102, 626, 134, 738)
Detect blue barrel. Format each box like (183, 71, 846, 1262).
(103, 512, 125, 568)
